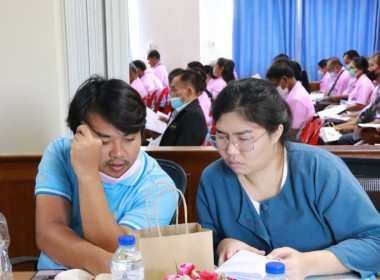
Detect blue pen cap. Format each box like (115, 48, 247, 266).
(118, 235, 136, 246)
(266, 261, 285, 274)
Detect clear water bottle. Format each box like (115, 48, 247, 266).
(0, 212, 13, 280)
(111, 235, 144, 280)
(263, 261, 287, 280)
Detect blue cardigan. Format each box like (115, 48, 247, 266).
(196, 142, 380, 277)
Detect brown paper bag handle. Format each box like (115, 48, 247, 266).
(144, 181, 180, 235)
(154, 188, 188, 236)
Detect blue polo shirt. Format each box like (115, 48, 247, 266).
(35, 136, 176, 269)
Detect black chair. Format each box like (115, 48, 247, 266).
(10, 256, 39, 271)
(156, 159, 187, 224)
(341, 157, 380, 213)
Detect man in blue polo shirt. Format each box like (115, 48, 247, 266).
(35, 76, 176, 275)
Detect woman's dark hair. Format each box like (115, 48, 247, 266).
(187, 61, 203, 69)
(216, 58, 235, 83)
(66, 75, 146, 134)
(266, 61, 295, 80)
(132, 59, 147, 71)
(352, 56, 369, 74)
(177, 69, 207, 95)
(212, 78, 293, 144)
(318, 59, 327, 68)
(204, 65, 215, 79)
(273, 53, 289, 62)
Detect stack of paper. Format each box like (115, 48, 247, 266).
(317, 104, 347, 119)
(145, 107, 168, 134)
(214, 250, 270, 280)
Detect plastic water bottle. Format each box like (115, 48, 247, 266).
(111, 235, 144, 280)
(263, 261, 287, 280)
(0, 213, 13, 280)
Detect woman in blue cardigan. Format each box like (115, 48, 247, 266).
(196, 78, 380, 279)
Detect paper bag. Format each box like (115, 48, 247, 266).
(132, 187, 214, 280)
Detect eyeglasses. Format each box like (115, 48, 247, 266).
(209, 131, 266, 152)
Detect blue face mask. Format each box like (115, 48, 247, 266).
(329, 71, 336, 78)
(170, 97, 186, 109)
(349, 68, 357, 78)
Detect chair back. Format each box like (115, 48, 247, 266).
(341, 157, 380, 213)
(156, 159, 187, 224)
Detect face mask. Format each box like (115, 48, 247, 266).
(329, 72, 336, 78)
(367, 68, 379, 81)
(318, 70, 324, 76)
(276, 85, 289, 97)
(170, 96, 187, 109)
(349, 69, 357, 78)
(99, 158, 141, 184)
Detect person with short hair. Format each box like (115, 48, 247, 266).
(196, 78, 380, 279)
(325, 57, 351, 96)
(159, 69, 208, 146)
(266, 61, 315, 139)
(35, 76, 176, 274)
(132, 59, 156, 93)
(129, 63, 147, 98)
(343, 49, 360, 66)
(147, 49, 169, 86)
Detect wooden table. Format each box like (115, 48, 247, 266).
(13, 271, 35, 280)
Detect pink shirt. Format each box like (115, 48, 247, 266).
(207, 77, 227, 100)
(361, 85, 380, 119)
(153, 61, 169, 86)
(347, 74, 374, 106)
(285, 81, 315, 131)
(145, 70, 164, 91)
(320, 73, 332, 93)
(131, 78, 148, 98)
(329, 68, 351, 96)
(343, 76, 357, 95)
(197, 91, 212, 125)
(140, 74, 155, 93)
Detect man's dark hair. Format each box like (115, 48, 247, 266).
(132, 60, 147, 71)
(187, 61, 203, 69)
(344, 50, 360, 60)
(212, 78, 293, 144)
(147, 49, 160, 59)
(327, 57, 343, 67)
(273, 53, 289, 62)
(266, 61, 295, 80)
(168, 68, 184, 84)
(66, 75, 146, 134)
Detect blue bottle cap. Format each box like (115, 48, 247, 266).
(118, 235, 136, 246)
(266, 261, 285, 274)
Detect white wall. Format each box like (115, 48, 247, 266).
(200, 0, 233, 65)
(0, 0, 68, 155)
(136, 0, 201, 72)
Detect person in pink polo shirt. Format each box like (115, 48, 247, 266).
(129, 63, 147, 98)
(266, 60, 315, 139)
(207, 58, 235, 100)
(132, 59, 155, 93)
(318, 59, 332, 93)
(147, 49, 169, 87)
(325, 57, 352, 97)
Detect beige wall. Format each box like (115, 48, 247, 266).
(0, 0, 68, 155)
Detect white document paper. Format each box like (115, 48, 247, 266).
(214, 250, 270, 280)
(319, 127, 342, 142)
(321, 114, 350, 122)
(310, 93, 325, 103)
(317, 104, 347, 118)
(357, 123, 380, 129)
(145, 107, 168, 134)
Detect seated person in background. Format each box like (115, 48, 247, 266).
(196, 78, 380, 279)
(207, 58, 235, 100)
(342, 50, 360, 95)
(187, 61, 213, 126)
(35, 76, 176, 274)
(129, 63, 147, 98)
(318, 59, 332, 93)
(327, 51, 380, 145)
(290, 60, 310, 93)
(159, 69, 208, 146)
(325, 56, 374, 112)
(324, 57, 352, 97)
(204, 64, 215, 85)
(132, 59, 156, 93)
(147, 49, 169, 87)
(266, 61, 315, 139)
